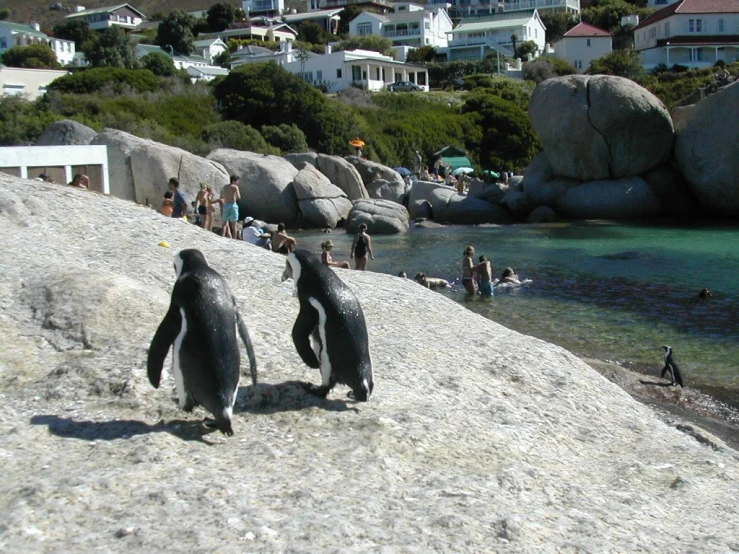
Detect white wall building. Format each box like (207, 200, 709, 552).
(135, 44, 228, 81)
(192, 38, 228, 64)
(553, 22, 612, 72)
(447, 0, 579, 20)
(349, 3, 453, 49)
(634, 0, 739, 70)
(0, 66, 69, 100)
(0, 145, 110, 194)
(64, 4, 146, 31)
(283, 8, 343, 35)
(243, 0, 285, 17)
(446, 9, 546, 62)
(0, 22, 76, 66)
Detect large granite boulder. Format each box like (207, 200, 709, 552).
(129, 143, 229, 209)
(529, 75, 673, 180)
(500, 189, 535, 219)
(527, 206, 558, 223)
(36, 119, 97, 146)
(91, 128, 152, 201)
(207, 149, 299, 224)
(292, 164, 352, 228)
(345, 198, 409, 234)
(641, 163, 696, 216)
(345, 156, 404, 186)
(314, 154, 368, 200)
(556, 176, 662, 219)
(365, 178, 406, 204)
(470, 181, 508, 205)
(409, 180, 513, 224)
(521, 152, 556, 199)
(284, 152, 318, 170)
(673, 81, 739, 215)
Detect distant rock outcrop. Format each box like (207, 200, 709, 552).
(409, 181, 514, 224)
(673, 81, 739, 216)
(529, 75, 673, 181)
(292, 164, 352, 228)
(36, 119, 97, 146)
(345, 198, 409, 234)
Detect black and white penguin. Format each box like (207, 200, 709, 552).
(147, 249, 257, 435)
(281, 250, 374, 401)
(661, 345, 684, 388)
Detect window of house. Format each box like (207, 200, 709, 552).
(3, 84, 26, 96)
(575, 60, 582, 70)
(688, 19, 694, 33)
(718, 19, 725, 33)
(689, 49, 703, 62)
(649, 27, 656, 39)
(587, 38, 591, 47)
(425, 22, 430, 30)
(665, 22, 670, 36)
(0, 37, 6, 49)
(317, 70, 322, 81)
(336, 68, 342, 78)
(357, 23, 372, 36)
(376, 68, 380, 80)
(696, 19, 702, 33)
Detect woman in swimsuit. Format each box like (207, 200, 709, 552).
(321, 240, 350, 269)
(462, 245, 476, 295)
(350, 223, 374, 271)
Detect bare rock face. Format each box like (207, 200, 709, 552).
(345, 198, 409, 234)
(641, 163, 696, 217)
(36, 119, 97, 146)
(365, 178, 406, 204)
(673, 81, 739, 215)
(292, 164, 352, 228)
(314, 154, 368, 200)
(527, 205, 558, 223)
(284, 152, 318, 170)
(556, 176, 662, 219)
(207, 149, 299, 224)
(91, 128, 152, 201)
(409, 180, 513, 224)
(529, 75, 673, 180)
(345, 156, 404, 187)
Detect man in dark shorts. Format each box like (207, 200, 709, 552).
(168, 177, 187, 219)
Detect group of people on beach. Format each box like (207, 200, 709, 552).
(461, 245, 522, 297)
(320, 224, 374, 271)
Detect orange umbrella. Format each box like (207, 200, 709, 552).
(349, 138, 366, 148)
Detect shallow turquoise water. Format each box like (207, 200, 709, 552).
(294, 221, 739, 399)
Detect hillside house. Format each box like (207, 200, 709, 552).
(634, 0, 739, 69)
(0, 66, 69, 100)
(349, 3, 453, 50)
(553, 22, 612, 71)
(0, 22, 76, 66)
(64, 4, 146, 32)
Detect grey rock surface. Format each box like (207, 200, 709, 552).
(527, 205, 558, 223)
(284, 151, 318, 170)
(500, 189, 535, 219)
(315, 154, 368, 200)
(345, 156, 404, 187)
(556, 176, 662, 219)
(91, 128, 152, 201)
(641, 163, 696, 216)
(292, 165, 352, 228)
(673, 81, 739, 215)
(365, 178, 406, 204)
(207, 149, 299, 224)
(36, 119, 97, 146)
(529, 75, 673, 180)
(521, 152, 556, 198)
(1, 174, 739, 552)
(409, 181, 513, 224)
(345, 198, 409, 234)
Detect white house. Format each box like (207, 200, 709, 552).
(0, 22, 76, 66)
(64, 4, 146, 31)
(192, 38, 228, 65)
(634, 0, 739, 70)
(230, 43, 293, 68)
(0, 66, 69, 100)
(283, 8, 344, 35)
(349, 2, 453, 49)
(197, 22, 297, 44)
(135, 44, 227, 81)
(446, 9, 546, 62)
(447, 0, 580, 20)
(243, 0, 285, 18)
(553, 22, 612, 71)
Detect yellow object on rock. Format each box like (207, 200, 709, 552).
(159, 241, 171, 248)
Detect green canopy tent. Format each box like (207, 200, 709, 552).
(433, 145, 473, 172)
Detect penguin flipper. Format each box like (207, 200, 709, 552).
(147, 307, 181, 389)
(236, 311, 258, 386)
(292, 306, 320, 369)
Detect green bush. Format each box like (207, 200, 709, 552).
(0, 96, 58, 146)
(202, 120, 278, 154)
(140, 52, 177, 77)
(48, 68, 160, 94)
(261, 124, 309, 153)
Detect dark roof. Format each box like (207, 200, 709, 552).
(636, 0, 739, 30)
(563, 22, 611, 38)
(656, 34, 739, 46)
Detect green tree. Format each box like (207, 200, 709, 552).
(405, 45, 437, 63)
(52, 19, 92, 49)
(1, 44, 61, 69)
(202, 120, 277, 153)
(83, 27, 139, 68)
(582, 0, 654, 35)
(140, 51, 176, 77)
(47, 67, 159, 94)
(0, 95, 57, 146)
(157, 10, 197, 56)
(213, 49, 231, 68)
(206, 2, 237, 32)
(540, 11, 578, 44)
(334, 35, 394, 57)
(297, 20, 330, 45)
(587, 48, 644, 78)
(338, 5, 362, 35)
(516, 40, 538, 61)
(510, 34, 518, 60)
(461, 90, 540, 171)
(261, 123, 309, 153)
(0, 8, 12, 21)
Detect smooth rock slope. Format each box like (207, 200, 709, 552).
(1, 175, 738, 552)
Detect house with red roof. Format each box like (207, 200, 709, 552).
(552, 22, 612, 72)
(634, 0, 739, 70)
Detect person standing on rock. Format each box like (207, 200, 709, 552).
(351, 223, 374, 271)
(414, 150, 423, 177)
(168, 177, 187, 219)
(220, 175, 241, 239)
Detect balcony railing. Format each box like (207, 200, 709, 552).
(384, 29, 421, 38)
(320, 0, 394, 8)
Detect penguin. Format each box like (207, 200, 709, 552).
(661, 345, 684, 388)
(281, 249, 374, 401)
(147, 249, 257, 436)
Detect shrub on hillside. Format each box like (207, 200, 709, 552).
(202, 120, 278, 154)
(48, 68, 160, 94)
(140, 52, 177, 77)
(523, 57, 578, 84)
(0, 96, 58, 146)
(261, 124, 309, 153)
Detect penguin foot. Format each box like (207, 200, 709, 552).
(203, 418, 219, 428)
(300, 381, 332, 398)
(203, 418, 234, 436)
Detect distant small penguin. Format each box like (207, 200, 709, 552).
(281, 250, 374, 401)
(661, 345, 684, 388)
(147, 249, 257, 436)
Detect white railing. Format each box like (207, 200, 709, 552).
(384, 29, 421, 37)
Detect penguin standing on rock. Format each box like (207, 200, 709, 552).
(661, 345, 684, 388)
(147, 249, 257, 436)
(282, 250, 374, 401)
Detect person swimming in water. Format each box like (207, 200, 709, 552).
(499, 267, 521, 286)
(350, 223, 374, 270)
(414, 272, 449, 289)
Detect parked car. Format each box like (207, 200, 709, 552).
(386, 81, 427, 92)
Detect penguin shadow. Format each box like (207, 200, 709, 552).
(638, 378, 677, 388)
(235, 382, 359, 415)
(30, 414, 221, 444)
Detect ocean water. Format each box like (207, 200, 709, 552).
(294, 221, 739, 403)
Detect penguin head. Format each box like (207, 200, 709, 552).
(174, 249, 209, 278)
(662, 345, 673, 362)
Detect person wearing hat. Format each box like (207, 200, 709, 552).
(241, 217, 271, 250)
(321, 240, 350, 269)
